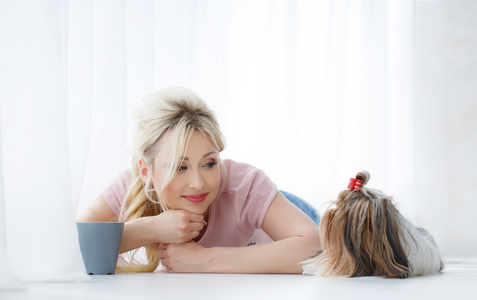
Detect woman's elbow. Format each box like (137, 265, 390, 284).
(302, 226, 322, 257)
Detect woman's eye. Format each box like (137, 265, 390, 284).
(204, 161, 217, 168)
(177, 165, 187, 172)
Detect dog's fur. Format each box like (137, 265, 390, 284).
(302, 171, 443, 278)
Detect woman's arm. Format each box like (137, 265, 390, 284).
(158, 192, 322, 273)
(76, 194, 205, 254)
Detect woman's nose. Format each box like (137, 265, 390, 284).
(189, 169, 205, 189)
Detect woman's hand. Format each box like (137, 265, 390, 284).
(157, 241, 211, 273)
(119, 209, 205, 253)
(147, 210, 205, 245)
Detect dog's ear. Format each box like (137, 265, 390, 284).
(339, 196, 411, 278)
(308, 202, 361, 277)
(375, 198, 411, 278)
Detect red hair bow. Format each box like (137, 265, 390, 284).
(348, 178, 363, 191)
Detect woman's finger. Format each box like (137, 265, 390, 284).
(187, 211, 205, 224)
(188, 222, 204, 232)
(191, 230, 200, 239)
(157, 243, 168, 250)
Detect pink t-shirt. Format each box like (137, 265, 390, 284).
(103, 159, 277, 247)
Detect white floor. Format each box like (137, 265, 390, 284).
(2, 258, 476, 300)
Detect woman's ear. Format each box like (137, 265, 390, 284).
(138, 159, 150, 183)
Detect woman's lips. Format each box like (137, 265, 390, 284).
(182, 192, 209, 203)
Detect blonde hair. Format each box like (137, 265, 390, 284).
(117, 87, 225, 272)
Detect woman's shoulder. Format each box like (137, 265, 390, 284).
(221, 159, 274, 192)
(103, 168, 134, 217)
(104, 169, 134, 195)
(116, 168, 134, 183)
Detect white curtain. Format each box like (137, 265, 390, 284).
(0, 104, 25, 290)
(0, 0, 89, 285)
(1, 0, 474, 287)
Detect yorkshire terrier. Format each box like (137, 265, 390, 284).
(302, 171, 443, 278)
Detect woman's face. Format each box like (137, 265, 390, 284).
(152, 130, 221, 216)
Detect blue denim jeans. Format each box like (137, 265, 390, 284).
(280, 190, 320, 225)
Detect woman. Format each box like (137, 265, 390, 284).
(76, 87, 321, 273)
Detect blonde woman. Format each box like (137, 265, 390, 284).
(76, 87, 321, 274)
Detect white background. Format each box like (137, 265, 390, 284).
(0, 0, 476, 284)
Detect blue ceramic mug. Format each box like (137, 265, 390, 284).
(77, 222, 124, 275)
